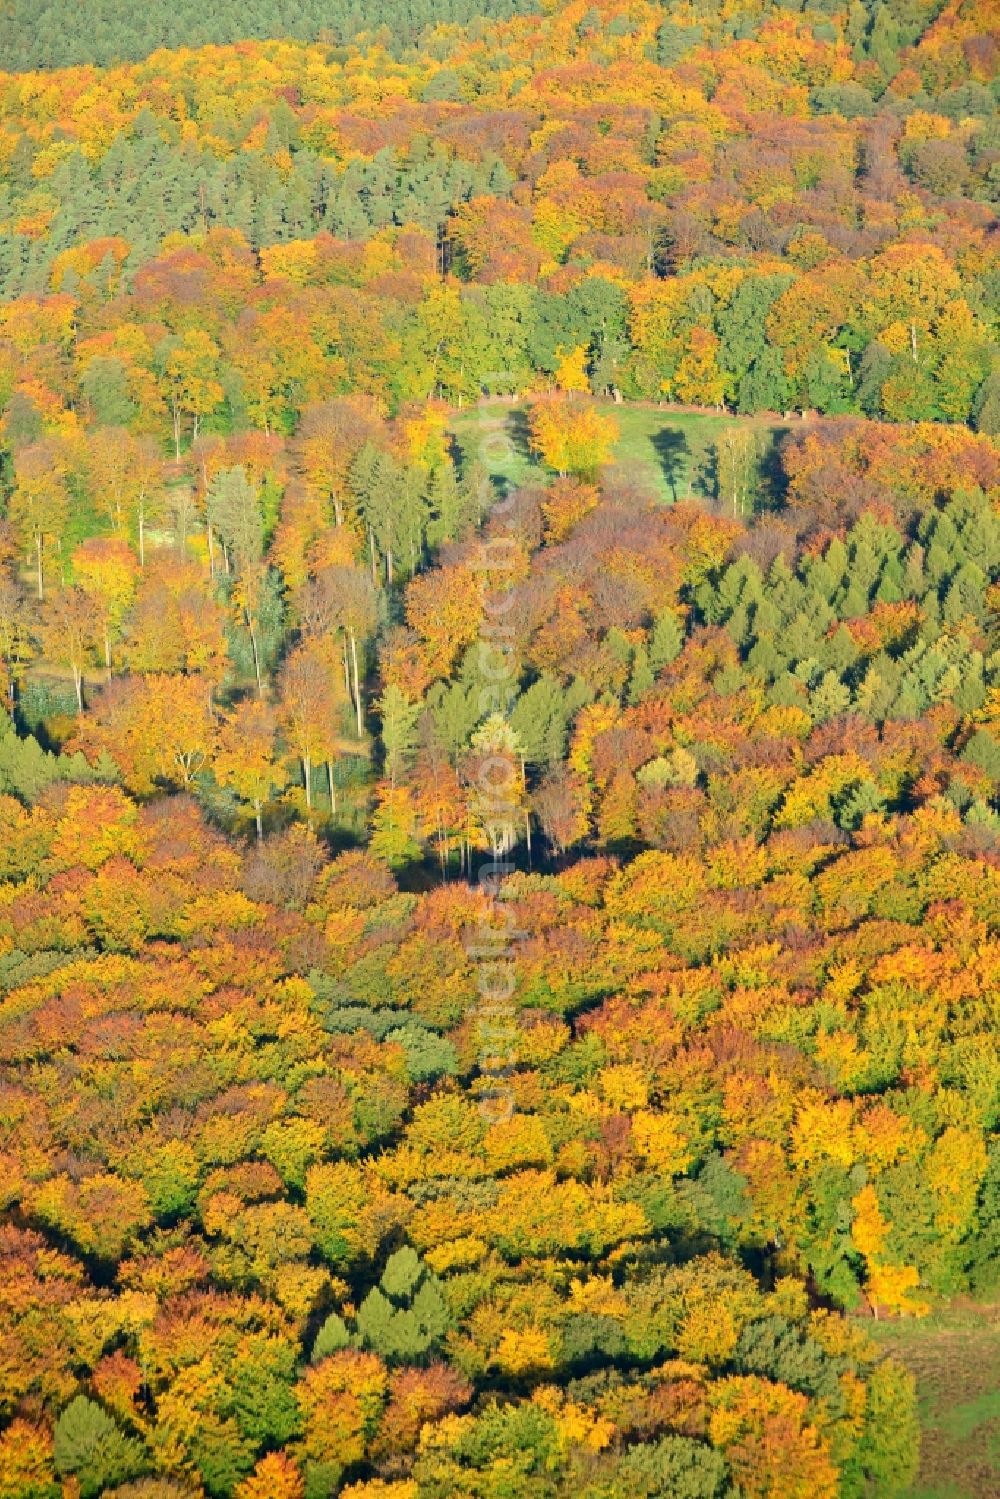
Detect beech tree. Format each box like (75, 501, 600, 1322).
(0, 569, 31, 705)
(72, 537, 139, 675)
(278, 643, 340, 813)
(9, 442, 70, 600)
(38, 585, 101, 714)
(528, 393, 620, 479)
(215, 696, 287, 838)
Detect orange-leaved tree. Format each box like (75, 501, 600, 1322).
(528, 393, 619, 479)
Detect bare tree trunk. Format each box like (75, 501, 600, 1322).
(248, 615, 263, 698)
(342, 637, 351, 701)
(350, 629, 363, 738)
(254, 799, 263, 841)
(302, 755, 312, 811)
(36, 536, 44, 601)
(327, 759, 336, 814)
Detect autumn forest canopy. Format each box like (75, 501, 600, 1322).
(0, 0, 998, 1495)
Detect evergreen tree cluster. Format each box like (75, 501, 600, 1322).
(2, 0, 540, 69)
(694, 489, 1000, 746)
(0, 130, 514, 299)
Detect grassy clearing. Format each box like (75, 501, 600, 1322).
(450, 401, 538, 494)
(450, 399, 788, 504)
(867, 1300, 1000, 1498)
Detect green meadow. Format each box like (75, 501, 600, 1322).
(869, 1300, 1000, 1499)
(450, 399, 790, 504)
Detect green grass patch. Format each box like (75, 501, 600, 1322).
(611, 405, 733, 501)
(868, 1300, 1000, 1499)
(450, 401, 538, 494)
(450, 399, 788, 504)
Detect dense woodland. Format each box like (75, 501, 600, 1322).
(0, 0, 999, 1495)
(0, 0, 542, 71)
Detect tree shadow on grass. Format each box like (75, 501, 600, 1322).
(650, 427, 691, 502)
(455, 408, 535, 499)
(507, 406, 534, 463)
(758, 425, 791, 512)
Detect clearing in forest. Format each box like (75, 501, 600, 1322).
(450, 398, 791, 507)
(869, 1299, 1000, 1499)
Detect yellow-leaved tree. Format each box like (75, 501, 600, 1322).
(528, 393, 619, 479)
